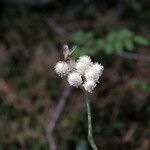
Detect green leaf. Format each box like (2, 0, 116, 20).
(107, 32, 116, 42)
(134, 36, 149, 45)
(74, 48, 87, 58)
(96, 39, 105, 49)
(124, 39, 134, 51)
(114, 41, 124, 53)
(74, 47, 96, 58)
(105, 43, 114, 54)
(118, 29, 134, 39)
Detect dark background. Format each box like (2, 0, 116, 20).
(0, 0, 149, 150)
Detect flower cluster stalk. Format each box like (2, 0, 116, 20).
(85, 90, 98, 150)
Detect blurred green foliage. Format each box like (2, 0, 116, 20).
(73, 29, 149, 57)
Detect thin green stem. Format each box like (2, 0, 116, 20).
(84, 91, 98, 150)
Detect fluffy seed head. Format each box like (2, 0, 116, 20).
(75, 56, 93, 75)
(68, 72, 83, 87)
(78, 56, 92, 64)
(85, 63, 104, 82)
(54, 61, 70, 77)
(92, 63, 104, 76)
(85, 69, 100, 82)
(75, 62, 88, 75)
(83, 80, 97, 93)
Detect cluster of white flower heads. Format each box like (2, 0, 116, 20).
(54, 55, 104, 93)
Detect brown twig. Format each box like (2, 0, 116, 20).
(46, 86, 72, 150)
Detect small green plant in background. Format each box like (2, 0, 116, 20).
(72, 28, 149, 56)
(96, 29, 149, 54)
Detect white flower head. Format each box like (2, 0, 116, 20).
(68, 72, 83, 87)
(92, 63, 104, 76)
(85, 63, 104, 82)
(83, 80, 97, 93)
(78, 56, 91, 64)
(85, 68, 100, 82)
(75, 56, 93, 75)
(54, 61, 70, 77)
(75, 62, 88, 75)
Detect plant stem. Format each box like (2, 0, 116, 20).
(84, 91, 98, 150)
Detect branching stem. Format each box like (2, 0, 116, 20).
(46, 86, 72, 150)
